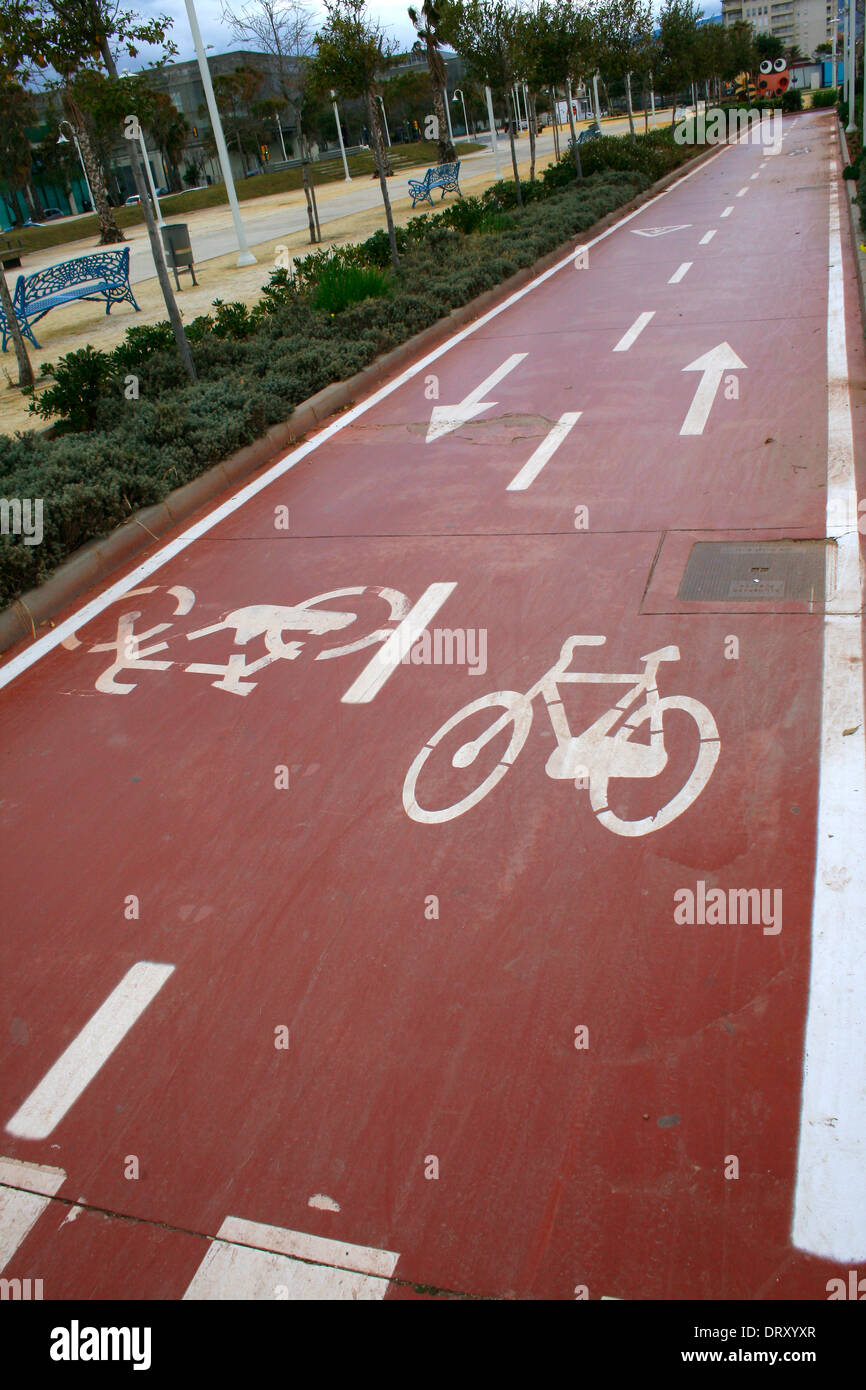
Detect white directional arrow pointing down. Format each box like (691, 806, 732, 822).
(426, 353, 527, 442)
(680, 342, 747, 436)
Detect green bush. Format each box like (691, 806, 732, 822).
(781, 89, 803, 113)
(810, 87, 841, 109)
(28, 346, 118, 433)
(310, 258, 390, 313)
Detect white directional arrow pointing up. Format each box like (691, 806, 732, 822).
(426, 353, 527, 442)
(680, 342, 747, 436)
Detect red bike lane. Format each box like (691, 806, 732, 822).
(1, 111, 863, 1301)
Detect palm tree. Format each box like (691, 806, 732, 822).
(408, 1, 456, 161)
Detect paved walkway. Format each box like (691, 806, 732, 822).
(1, 111, 864, 1301)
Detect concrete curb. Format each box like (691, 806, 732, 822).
(0, 143, 724, 656)
(838, 123, 866, 330)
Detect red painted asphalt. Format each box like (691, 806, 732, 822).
(1, 111, 864, 1300)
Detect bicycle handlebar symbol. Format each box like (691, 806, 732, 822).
(403, 635, 721, 837)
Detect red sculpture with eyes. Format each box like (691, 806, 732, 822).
(756, 57, 790, 97)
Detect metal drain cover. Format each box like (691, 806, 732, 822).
(677, 540, 829, 603)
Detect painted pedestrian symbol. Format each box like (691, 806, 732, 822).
(403, 635, 720, 836)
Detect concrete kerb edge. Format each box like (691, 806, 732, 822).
(838, 123, 866, 330)
(0, 142, 724, 655)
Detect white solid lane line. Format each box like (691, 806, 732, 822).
(0, 1158, 66, 1271)
(721, 206, 734, 218)
(341, 582, 456, 704)
(5, 963, 175, 1140)
(507, 413, 582, 491)
(0, 143, 735, 694)
(792, 165, 866, 1263)
(669, 262, 692, 284)
(699, 230, 716, 244)
(611, 310, 655, 353)
(183, 1217, 399, 1300)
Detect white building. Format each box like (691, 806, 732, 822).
(721, 0, 836, 56)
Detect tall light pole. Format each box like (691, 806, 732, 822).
(276, 114, 288, 161)
(330, 91, 351, 179)
(120, 74, 164, 227)
(57, 120, 93, 214)
(593, 72, 602, 123)
(184, 0, 256, 265)
(376, 94, 391, 147)
(484, 85, 502, 177)
(443, 86, 454, 145)
(453, 88, 469, 136)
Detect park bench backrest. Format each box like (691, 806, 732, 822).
(435, 162, 459, 181)
(15, 249, 131, 311)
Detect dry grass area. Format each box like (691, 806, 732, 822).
(2, 137, 563, 437)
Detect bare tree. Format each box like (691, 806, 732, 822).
(222, 0, 322, 241)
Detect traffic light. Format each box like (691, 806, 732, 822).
(260, 143, 270, 161)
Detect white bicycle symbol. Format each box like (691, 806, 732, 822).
(403, 636, 721, 837)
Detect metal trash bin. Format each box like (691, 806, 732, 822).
(160, 223, 197, 290)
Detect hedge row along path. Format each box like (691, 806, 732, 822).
(1, 111, 864, 1301)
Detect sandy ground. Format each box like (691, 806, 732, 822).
(1, 120, 635, 436)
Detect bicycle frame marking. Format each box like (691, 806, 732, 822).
(404, 635, 721, 837)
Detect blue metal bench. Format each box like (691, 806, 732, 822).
(408, 160, 462, 208)
(0, 248, 140, 352)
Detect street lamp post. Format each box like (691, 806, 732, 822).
(453, 88, 469, 136)
(593, 72, 602, 124)
(184, 0, 256, 265)
(443, 87, 454, 145)
(120, 78, 165, 227)
(57, 121, 94, 214)
(376, 94, 391, 147)
(330, 92, 351, 180)
(276, 115, 288, 161)
(484, 85, 502, 178)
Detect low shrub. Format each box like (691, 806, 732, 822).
(310, 258, 390, 314)
(810, 87, 841, 110)
(781, 89, 803, 113)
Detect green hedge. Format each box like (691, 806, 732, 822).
(0, 149, 672, 608)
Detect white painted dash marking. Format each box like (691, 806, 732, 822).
(341, 582, 456, 703)
(736, 186, 749, 197)
(792, 173, 866, 1263)
(699, 230, 716, 245)
(183, 1217, 400, 1300)
(0, 1158, 66, 1271)
(668, 262, 692, 284)
(612, 311, 655, 354)
(720, 206, 734, 218)
(506, 412, 581, 491)
(217, 1217, 399, 1279)
(5, 963, 175, 1140)
(750, 171, 760, 180)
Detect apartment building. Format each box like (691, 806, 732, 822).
(721, 0, 836, 55)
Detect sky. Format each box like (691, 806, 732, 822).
(135, 1, 723, 70)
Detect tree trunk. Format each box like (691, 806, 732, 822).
(63, 91, 123, 244)
(550, 87, 560, 159)
(367, 90, 398, 271)
(528, 91, 537, 182)
(507, 95, 523, 206)
(98, 40, 195, 381)
(566, 79, 583, 180)
(625, 71, 636, 136)
(0, 268, 34, 390)
(303, 134, 321, 242)
(432, 76, 455, 162)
